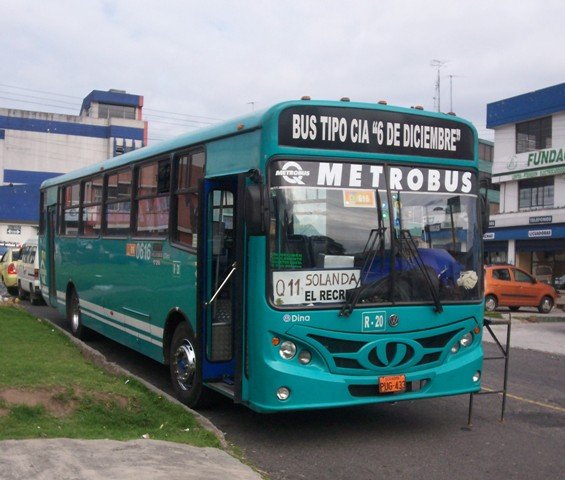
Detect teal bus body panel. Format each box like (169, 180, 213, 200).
(205, 130, 262, 177)
(54, 236, 197, 363)
(243, 239, 483, 412)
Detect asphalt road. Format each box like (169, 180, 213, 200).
(13, 298, 565, 480)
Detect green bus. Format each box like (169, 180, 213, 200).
(39, 99, 487, 412)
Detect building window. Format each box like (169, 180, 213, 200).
(478, 142, 493, 162)
(518, 177, 554, 210)
(98, 104, 136, 120)
(516, 117, 551, 153)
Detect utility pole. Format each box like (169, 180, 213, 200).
(448, 74, 462, 113)
(430, 59, 447, 112)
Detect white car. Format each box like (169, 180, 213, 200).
(17, 238, 43, 305)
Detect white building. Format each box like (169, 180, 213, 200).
(485, 83, 565, 284)
(0, 89, 146, 250)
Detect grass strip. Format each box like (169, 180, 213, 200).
(0, 306, 219, 447)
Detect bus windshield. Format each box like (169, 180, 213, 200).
(269, 160, 482, 308)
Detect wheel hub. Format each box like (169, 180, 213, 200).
(174, 341, 196, 390)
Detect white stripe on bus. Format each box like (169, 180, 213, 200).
(54, 290, 164, 345)
(84, 309, 162, 347)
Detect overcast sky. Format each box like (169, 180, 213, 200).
(1, 0, 563, 143)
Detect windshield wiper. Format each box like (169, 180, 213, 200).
(339, 226, 387, 317)
(398, 230, 443, 313)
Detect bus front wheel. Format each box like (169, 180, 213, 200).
(169, 322, 210, 408)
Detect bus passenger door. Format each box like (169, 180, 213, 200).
(201, 176, 244, 402)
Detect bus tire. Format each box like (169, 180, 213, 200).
(67, 289, 90, 340)
(169, 322, 210, 408)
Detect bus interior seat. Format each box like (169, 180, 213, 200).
(284, 234, 312, 268)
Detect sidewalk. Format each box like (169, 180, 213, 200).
(483, 305, 565, 356)
(0, 438, 263, 480)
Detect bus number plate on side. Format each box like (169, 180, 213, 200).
(379, 375, 406, 394)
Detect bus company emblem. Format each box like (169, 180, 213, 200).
(388, 314, 399, 327)
(275, 161, 310, 185)
(283, 313, 310, 323)
(357, 338, 422, 370)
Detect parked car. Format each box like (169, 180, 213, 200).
(16, 238, 43, 305)
(554, 274, 565, 290)
(0, 247, 22, 295)
(533, 265, 553, 285)
(484, 264, 558, 313)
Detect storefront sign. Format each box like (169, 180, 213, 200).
(492, 146, 565, 183)
(6, 225, 21, 235)
(528, 229, 552, 238)
(529, 215, 552, 224)
(483, 232, 495, 240)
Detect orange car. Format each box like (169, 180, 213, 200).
(484, 265, 558, 313)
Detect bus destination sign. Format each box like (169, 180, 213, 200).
(279, 106, 475, 160)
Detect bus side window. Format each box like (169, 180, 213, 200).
(173, 150, 204, 249)
(136, 159, 170, 236)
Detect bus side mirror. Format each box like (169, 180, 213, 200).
(245, 184, 269, 236)
(480, 192, 490, 233)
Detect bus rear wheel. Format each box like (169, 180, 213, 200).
(169, 322, 210, 408)
(67, 289, 90, 340)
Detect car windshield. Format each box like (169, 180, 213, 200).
(268, 160, 482, 308)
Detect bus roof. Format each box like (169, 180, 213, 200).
(40, 99, 477, 189)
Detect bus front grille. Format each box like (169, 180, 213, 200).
(304, 324, 467, 375)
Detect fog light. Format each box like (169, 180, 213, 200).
(451, 342, 460, 354)
(460, 332, 473, 347)
(279, 341, 297, 360)
(276, 387, 291, 401)
(298, 350, 312, 365)
(472, 371, 481, 382)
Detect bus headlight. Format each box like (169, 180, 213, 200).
(460, 332, 473, 347)
(451, 342, 460, 354)
(279, 341, 297, 360)
(298, 350, 312, 365)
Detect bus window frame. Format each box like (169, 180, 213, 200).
(80, 174, 104, 237)
(133, 156, 172, 238)
(171, 147, 206, 253)
(59, 182, 81, 237)
(103, 166, 134, 238)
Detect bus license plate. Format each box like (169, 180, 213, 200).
(379, 375, 406, 393)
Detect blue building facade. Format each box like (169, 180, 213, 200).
(485, 83, 565, 285)
(0, 89, 146, 250)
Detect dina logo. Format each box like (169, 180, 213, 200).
(275, 161, 310, 185)
(507, 155, 518, 171)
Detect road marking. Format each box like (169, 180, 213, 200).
(483, 386, 565, 413)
